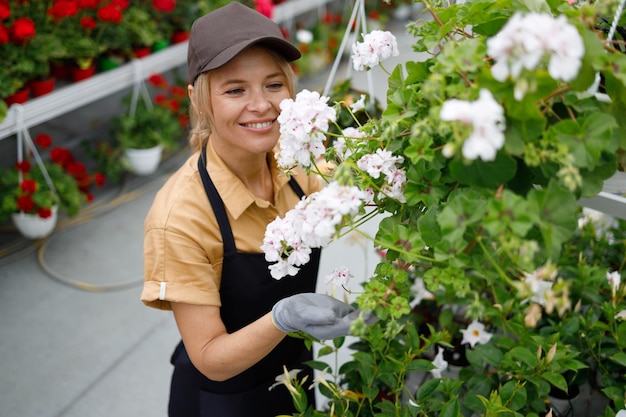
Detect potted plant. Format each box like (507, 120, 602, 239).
(112, 73, 187, 176)
(0, 133, 103, 239)
(256, 0, 626, 415)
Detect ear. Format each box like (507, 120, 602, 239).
(188, 84, 198, 111)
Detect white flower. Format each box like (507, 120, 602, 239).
(440, 89, 505, 162)
(460, 320, 493, 348)
(607, 270, 621, 294)
(296, 29, 313, 44)
(277, 89, 336, 172)
(523, 272, 554, 306)
(351, 30, 399, 71)
(409, 278, 435, 308)
(269, 366, 302, 397)
(350, 94, 366, 112)
(262, 182, 368, 279)
(616, 310, 626, 321)
(356, 149, 407, 202)
(487, 12, 584, 89)
(616, 410, 626, 417)
(430, 347, 448, 378)
(325, 266, 353, 293)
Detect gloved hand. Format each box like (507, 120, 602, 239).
(272, 293, 365, 340)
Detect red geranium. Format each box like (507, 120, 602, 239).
(97, 3, 123, 23)
(16, 160, 31, 174)
(80, 16, 97, 30)
(34, 133, 52, 149)
(20, 178, 37, 194)
(47, 0, 79, 20)
(152, 0, 175, 13)
(10, 17, 35, 43)
(0, 3, 10, 20)
(16, 195, 35, 212)
(37, 207, 53, 219)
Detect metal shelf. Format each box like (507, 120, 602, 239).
(579, 191, 626, 220)
(0, 0, 334, 141)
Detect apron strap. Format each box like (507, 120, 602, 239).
(197, 146, 306, 255)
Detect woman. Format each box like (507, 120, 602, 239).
(140, 3, 360, 416)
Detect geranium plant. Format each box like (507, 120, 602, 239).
(112, 73, 188, 151)
(260, 0, 626, 415)
(0, 133, 104, 224)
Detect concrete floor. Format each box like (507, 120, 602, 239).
(0, 15, 425, 417)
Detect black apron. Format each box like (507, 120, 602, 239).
(168, 148, 320, 417)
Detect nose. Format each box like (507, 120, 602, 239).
(248, 89, 272, 112)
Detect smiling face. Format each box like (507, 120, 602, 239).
(205, 46, 292, 163)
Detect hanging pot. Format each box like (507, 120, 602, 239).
(124, 145, 163, 176)
(171, 31, 190, 44)
(11, 206, 58, 240)
(29, 77, 56, 97)
(71, 64, 96, 82)
(5, 86, 30, 106)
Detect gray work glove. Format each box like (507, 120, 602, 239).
(272, 293, 364, 340)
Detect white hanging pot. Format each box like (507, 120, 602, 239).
(12, 205, 58, 239)
(124, 144, 163, 176)
(602, 171, 626, 194)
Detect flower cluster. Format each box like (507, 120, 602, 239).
(439, 88, 506, 161)
(262, 182, 368, 279)
(351, 29, 399, 71)
(487, 12, 585, 98)
(277, 89, 336, 171)
(0, 133, 103, 223)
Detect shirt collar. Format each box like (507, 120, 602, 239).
(204, 141, 290, 220)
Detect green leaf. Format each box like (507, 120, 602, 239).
(440, 398, 461, 417)
(504, 346, 537, 368)
(416, 378, 441, 402)
(407, 358, 437, 372)
(609, 352, 626, 368)
(541, 372, 568, 393)
(449, 152, 517, 189)
(526, 180, 578, 260)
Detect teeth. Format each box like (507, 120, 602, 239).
(244, 121, 272, 129)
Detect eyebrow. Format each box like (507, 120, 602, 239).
(219, 72, 286, 87)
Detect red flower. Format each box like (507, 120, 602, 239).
(66, 161, 88, 177)
(94, 172, 106, 187)
(37, 207, 53, 219)
(97, 3, 123, 23)
(10, 17, 35, 43)
(110, 0, 129, 11)
(77, 0, 99, 8)
(148, 73, 168, 88)
(152, 0, 175, 13)
(171, 85, 186, 99)
(167, 99, 180, 113)
(178, 114, 189, 128)
(154, 94, 167, 105)
(16, 195, 35, 212)
(49, 147, 75, 168)
(15, 160, 31, 174)
(85, 192, 94, 203)
(20, 179, 37, 194)
(254, 0, 273, 18)
(34, 133, 52, 149)
(0, 24, 9, 44)
(80, 16, 97, 30)
(0, 3, 10, 20)
(47, 1, 79, 19)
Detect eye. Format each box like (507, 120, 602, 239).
(267, 82, 284, 90)
(225, 88, 245, 95)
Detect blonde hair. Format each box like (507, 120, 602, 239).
(187, 46, 297, 152)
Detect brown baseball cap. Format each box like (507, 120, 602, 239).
(187, 2, 301, 85)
